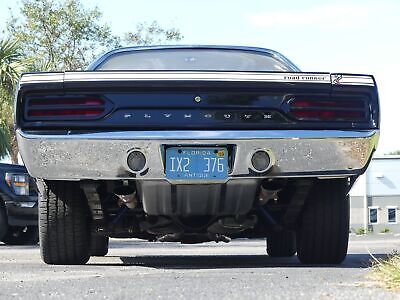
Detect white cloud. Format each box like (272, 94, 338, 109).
(246, 3, 393, 28)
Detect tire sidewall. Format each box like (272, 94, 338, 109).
(296, 179, 349, 264)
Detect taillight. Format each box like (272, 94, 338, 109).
(288, 98, 368, 122)
(29, 98, 104, 106)
(28, 109, 104, 117)
(26, 97, 106, 120)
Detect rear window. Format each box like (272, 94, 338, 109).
(95, 49, 292, 72)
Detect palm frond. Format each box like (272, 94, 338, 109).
(0, 37, 26, 94)
(0, 37, 29, 160)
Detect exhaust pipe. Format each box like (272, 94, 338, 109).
(259, 179, 286, 204)
(114, 185, 137, 209)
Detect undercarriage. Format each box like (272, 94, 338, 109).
(36, 177, 351, 265)
(81, 178, 314, 244)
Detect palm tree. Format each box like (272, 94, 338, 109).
(0, 119, 10, 160)
(0, 37, 28, 161)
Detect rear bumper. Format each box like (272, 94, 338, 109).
(16, 129, 379, 181)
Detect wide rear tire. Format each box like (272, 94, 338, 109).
(37, 180, 91, 265)
(267, 230, 296, 257)
(296, 179, 349, 264)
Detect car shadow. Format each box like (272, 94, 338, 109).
(0, 243, 39, 248)
(92, 253, 388, 269)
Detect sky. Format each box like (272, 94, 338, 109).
(0, 0, 399, 156)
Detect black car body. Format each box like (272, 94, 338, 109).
(0, 163, 38, 245)
(15, 45, 379, 264)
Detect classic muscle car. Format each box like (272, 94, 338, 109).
(15, 46, 379, 265)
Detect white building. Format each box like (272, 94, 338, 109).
(350, 155, 400, 233)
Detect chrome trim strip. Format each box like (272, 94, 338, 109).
(17, 129, 378, 140)
(19, 71, 332, 85)
(19, 73, 64, 84)
(16, 129, 379, 181)
(64, 71, 331, 83)
(19, 72, 376, 87)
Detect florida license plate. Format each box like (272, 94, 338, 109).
(166, 147, 228, 181)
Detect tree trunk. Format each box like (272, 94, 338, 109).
(9, 126, 19, 164)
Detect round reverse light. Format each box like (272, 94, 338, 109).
(127, 150, 147, 172)
(251, 151, 271, 173)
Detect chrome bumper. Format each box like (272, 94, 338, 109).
(16, 129, 379, 181)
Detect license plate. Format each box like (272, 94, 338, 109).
(166, 147, 228, 181)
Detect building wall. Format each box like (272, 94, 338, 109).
(367, 158, 400, 196)
(349, 156, 400, 234)
(349, 196, 365, 231)
(368, 195, 400, 233)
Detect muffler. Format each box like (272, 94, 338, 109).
(259, 178, 286, 204)
(207, 216, 257, 234)
(158, 233, 230, 244)
(114, 185, 138, 209)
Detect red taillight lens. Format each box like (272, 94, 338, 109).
(289, 98, 367, 121)
(290, 100, 364, 109)
(29, 98, 104, 106)
(28, 109, 104, 117)
(291, 110, 364, 120)
(26, 97, 106, 120)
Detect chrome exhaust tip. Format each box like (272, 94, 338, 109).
(127, 150, 147, 173)
(250, 150, 273, 173)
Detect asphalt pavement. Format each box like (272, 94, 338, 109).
(0, 234, 399, 299)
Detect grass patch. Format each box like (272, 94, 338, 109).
(370, 252, 400, 291)
(355, 227, 366, 235)
(354, 227, 373, 235)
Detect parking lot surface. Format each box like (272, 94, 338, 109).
(0, 234, 399, 299)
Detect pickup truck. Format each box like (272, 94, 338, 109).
(0, 163, 38, 245)
(15, 45, 379, 265)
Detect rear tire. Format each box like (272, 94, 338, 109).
(267, 230, 296, 257)
(91, 235, 109, 256)
(37, 180, 91, 265)
(2, 226, 38, 245)
(0, 201, 8, 241)
(296, 179, 349, 264)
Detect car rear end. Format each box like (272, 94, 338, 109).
(14, 46, 379, 264)
(16, 71, 378, 180)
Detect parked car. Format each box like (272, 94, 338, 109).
(0, 163, 38, 245)
(15, 45, 379, 265)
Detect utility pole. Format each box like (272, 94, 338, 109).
(363, 170, 369, 232)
